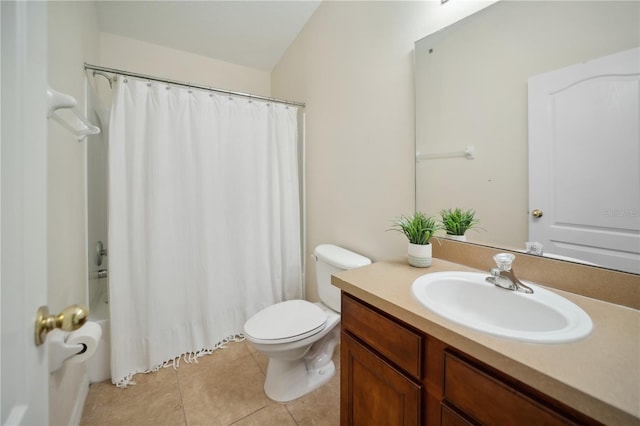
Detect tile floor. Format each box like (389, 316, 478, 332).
(80, 340, 340, 426)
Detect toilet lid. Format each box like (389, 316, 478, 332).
(244, 300, 327, 343)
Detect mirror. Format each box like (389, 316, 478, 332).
(415, 0, 639, 274)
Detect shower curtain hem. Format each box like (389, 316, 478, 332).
(113, 333, 246, 388)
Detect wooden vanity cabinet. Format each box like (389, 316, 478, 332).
(340, 293, 600, 426)
(340, 294, 423, 425)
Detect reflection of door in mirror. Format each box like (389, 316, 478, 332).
(528, 48, 640, 274)
(415, 0, 640, 274)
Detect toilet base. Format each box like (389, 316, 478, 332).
(263, 326, 339, 402)
(264, 358, 336, 402)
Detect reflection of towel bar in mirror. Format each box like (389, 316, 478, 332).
(416, 145, 474, 162)
(47, 87, 100, 141)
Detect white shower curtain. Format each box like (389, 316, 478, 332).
(108, 76, 302, 387)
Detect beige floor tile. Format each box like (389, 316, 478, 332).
(178, 351, 270, 425)
(81, 340, 341, 426)
(81, 367, 185, 426)
(230, 403, 297, 426)
(243, 340, 257, 354)
(249, 349, 269, 376)
(243, 340, 268, 376)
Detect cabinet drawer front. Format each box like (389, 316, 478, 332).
(441, 404, 474, 426)
(444, 352, 575, 426)
(342, 294, 423, 378)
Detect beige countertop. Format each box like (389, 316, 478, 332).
(332, 258, 640, 426)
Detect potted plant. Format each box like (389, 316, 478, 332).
(439, 208, 480, 241)
(390, 212, 441, 267)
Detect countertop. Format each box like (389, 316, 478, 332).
(332, 258, 640, 426)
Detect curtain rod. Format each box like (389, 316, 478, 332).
(84, 63, 306, 108)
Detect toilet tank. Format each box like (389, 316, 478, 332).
(314, 244, 371, 312)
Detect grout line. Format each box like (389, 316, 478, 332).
(173, 366, 189, 426)
(284, 405, 300, 425)
(227, 403, 274, 425)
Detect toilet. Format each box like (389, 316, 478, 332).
(243, 244, 371, 402)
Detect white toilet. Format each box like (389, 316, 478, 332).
(243, 244, 371, 402)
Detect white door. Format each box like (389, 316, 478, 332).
(1, 1, 49, 425)
(528, 47, 640, 274)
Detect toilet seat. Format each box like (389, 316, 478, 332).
(244, 300, 328, 344)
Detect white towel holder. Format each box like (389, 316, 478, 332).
(47, 87, 100, 141)
(416, 145, 475, 162)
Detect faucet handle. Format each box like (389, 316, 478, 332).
(525, 241, 544, 256)
(493, 253, 515, 271)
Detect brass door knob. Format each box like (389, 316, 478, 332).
(531, 209, 544, 218)
(35, 304, 88, 346)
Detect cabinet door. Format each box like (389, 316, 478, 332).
(341, 332, 421, 426)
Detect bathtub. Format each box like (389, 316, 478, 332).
(87, 287, 111, 383)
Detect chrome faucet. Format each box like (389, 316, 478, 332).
(485, 253, 534, 294)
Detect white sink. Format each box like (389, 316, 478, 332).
(411, 271, 593, 343)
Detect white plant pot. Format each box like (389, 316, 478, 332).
(407, 242, 432, 268)
(446, 234, 467, 242)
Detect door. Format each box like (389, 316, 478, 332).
(528, 47, 640, 274)
(1, 1, 49, 424)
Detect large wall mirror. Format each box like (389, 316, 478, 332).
(415, 0, 639, 274)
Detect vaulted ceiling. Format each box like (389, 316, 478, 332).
(96, 1, 322, 70)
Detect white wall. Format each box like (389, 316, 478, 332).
(47, 2, 100, 425)
(271, 0, 495, 301)
(99, 33, 271, 97)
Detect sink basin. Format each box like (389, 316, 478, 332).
(411, 271, 593, 343)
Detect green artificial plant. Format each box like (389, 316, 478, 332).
(439, 208, 481, 236)
(391, 212, 441, 245)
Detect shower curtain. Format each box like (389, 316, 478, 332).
(108, 76, 302, 387)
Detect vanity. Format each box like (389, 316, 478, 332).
(332, 249, 640, 426)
